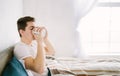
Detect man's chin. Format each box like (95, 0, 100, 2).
(32, 36, 35, 40)
(33, 38, 35, 40)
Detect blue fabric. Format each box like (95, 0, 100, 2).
(2, 56, 28, 76)
(2, 56, 52, 76)
(47, 68, 51, 76)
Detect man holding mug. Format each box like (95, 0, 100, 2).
(14, 16, 55, 76)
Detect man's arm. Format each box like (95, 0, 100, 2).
(43, 27, 55, 55)
(24, 41, 45, 74)
(44, 38, 55, 55)
(23, 27, 46, 74)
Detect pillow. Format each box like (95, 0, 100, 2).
(2, 56, 28, 76)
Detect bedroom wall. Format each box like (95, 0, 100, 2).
(23, 0, 76, 57)
(0, 0, 23, 51)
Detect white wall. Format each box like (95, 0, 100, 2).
(0, 0, 23, 51)
(23, 0, 76, 57)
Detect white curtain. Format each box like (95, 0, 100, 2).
(74, 0, 98, 57)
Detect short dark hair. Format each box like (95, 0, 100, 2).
(17, 16, 35, 37)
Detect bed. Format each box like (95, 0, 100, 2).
(46, 55, 120, 76)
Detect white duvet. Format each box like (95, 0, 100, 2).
(46, 56, 120, 75)
(55, 56, 120, 71)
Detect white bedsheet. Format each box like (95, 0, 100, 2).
(56, 56, 120, 71)
(46, 56, 120, 75)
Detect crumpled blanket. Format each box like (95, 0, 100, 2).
(46, 55, 87, 76)
(46, 55, 120, 76)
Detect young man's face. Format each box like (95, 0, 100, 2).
(21, 21, 35, 41)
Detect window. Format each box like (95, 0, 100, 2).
(78, 0, 120, 55)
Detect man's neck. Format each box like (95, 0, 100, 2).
(21, 37, 32, 45)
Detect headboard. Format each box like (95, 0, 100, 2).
(0, 46, 14, 76)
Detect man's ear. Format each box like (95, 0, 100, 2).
(19, 29, 24, 36)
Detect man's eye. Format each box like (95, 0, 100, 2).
(30, 27, 34, 30)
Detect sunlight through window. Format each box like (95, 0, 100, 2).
(78, 1, 120, 55)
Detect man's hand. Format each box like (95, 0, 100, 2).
(33, 27, 48, 41)
(32, 27, 46, 42)
(42, 27, 48, 41)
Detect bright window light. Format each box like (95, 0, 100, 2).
(98, 0, 120, 2)
(78, 2, 120, 55)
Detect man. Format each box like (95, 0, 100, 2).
(14, 16, 55, 76)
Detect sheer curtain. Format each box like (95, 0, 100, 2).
(74, 0, 98, 57)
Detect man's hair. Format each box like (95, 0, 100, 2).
(17, 16, 35, 37)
